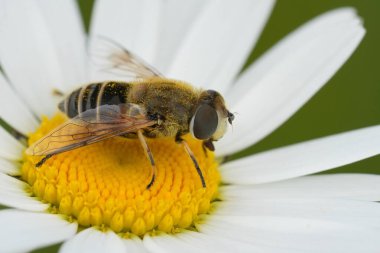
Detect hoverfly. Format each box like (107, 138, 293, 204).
(26, 38, 234, 189)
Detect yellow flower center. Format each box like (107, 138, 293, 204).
(21, 114, 220, 236)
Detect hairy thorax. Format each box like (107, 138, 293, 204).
(128, 78, 201, 138)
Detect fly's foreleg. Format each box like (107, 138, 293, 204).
(175, 134, 206, 188)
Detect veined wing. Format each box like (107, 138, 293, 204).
(91, 36, 163, 79)
(26, 104, 156, 156)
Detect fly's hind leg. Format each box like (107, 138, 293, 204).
(137, 130, 157, 189)
(176, 135, 206, 188)
(35, 154, 54, 168)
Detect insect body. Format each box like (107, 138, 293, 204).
(26, 39, 234, 189)
(60, 79, 201, 139)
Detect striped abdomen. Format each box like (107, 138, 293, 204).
(59, 82, 132, 118)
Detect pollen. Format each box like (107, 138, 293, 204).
(21, 114, 220, 236)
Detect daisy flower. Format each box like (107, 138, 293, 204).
(0, 1, 380, 252)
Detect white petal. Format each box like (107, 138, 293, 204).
(217, 8, 365, 155)
(177, 231, 288, 253)
(0, 158, 20, 176)
(59, 228, 125, 253)
(89, 0, 162, 80)
(144, 232, 262, 253)
(122, 236, 149, 253)
(0, 127, 24, 160)
(143, 233, 206, 253)
(152, 0, 205, 73)
(214, 197, 380, 229)
(0, 73, 39, 134)
(0, 209, 77, 253)
(34, 0, 87, 91)
(167, 0, 275, 94)
(222, 174, 380, 201)
(0, 173, 48, 211)
(0, 0, 70, 116)
(200, 215, 380, 253)
(227, 8, 362, 105)
(221, 125, 380, 184)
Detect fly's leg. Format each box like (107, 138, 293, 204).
(35, 154, 54, 168)
(176, 135, 206, 188)
(137, 130, 157, 189)
(202, 139, 215, 158)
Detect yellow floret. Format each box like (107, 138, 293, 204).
(21, 113, 220, 236)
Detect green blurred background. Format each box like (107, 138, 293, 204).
(78, 0, 380, 175)
(30, 0, 380, 252)
(242, 0, 380, 175)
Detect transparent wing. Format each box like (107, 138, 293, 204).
(26, 104, 156, 156)
(91, 36, 163, 79)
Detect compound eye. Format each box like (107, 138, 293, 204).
(190, 104, 218, 140)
